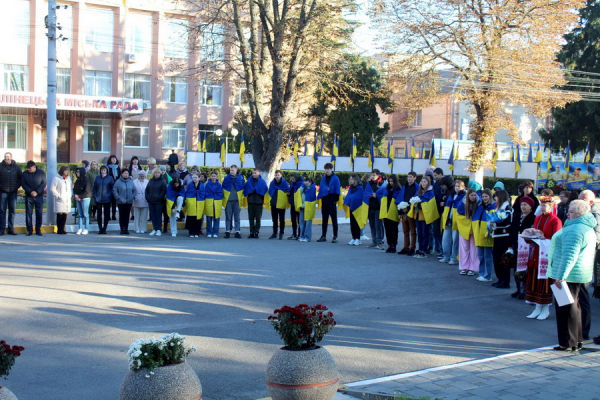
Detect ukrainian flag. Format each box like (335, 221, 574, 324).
(239, 132, 245, 163)
(535, 143, 543, 163)
(510, 144, 514, 162)
(429, 139, 436, 167)
(220, 136, 226, 164)
(222, 174, 246, 208)
(166, 184, 187, 219)
(293, 137, 300, 166)
(204, 180, 224, 218)
(376, 185, 400, 222)
(407, 189, 439, 224)
(527, 144, 533, 163)
(492, 144, 498, 169)
(585, 143, 591, 163)
(451, 191, 466, 231)
(331, 135, 339, 166)
(295, 184, 317, 220)
(343, 184, 368, 229)
(448, 141, 455, 171)
(404, 138, 409, 158)
(313, 142, 319, 166)
(368, 136, 375, 167)
(515, 145, 521, 173)
(565, 141, 572, 169)
(420, 141, 425, 159)
(547, 142, 553, 172)
(265, 178, 290, 210)
(387, 139, 393, 169)
(350, 135, 357, 166)
(304, 140, 308, 156)
(186, 181, 206, 218)
(472, 202, 495, 247)
(410, 137, 417, 159)
(440, 194, 454, 233)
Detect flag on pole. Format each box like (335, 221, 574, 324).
(547, 141, 553, 172)
(312, 140, 319, 166)
(350, 135, 357, 166)
(220, 135, 225, 164)
(515, 145, 521, 173)
(527, 144, 533, 163)
(319, 134, 324, 155)
(293, 137, 299, 166)
(535, 143, 543, 163)
(304, 140, 308, 156)
(564, 141, 572, 169)
(368, 136, 374, 167)
(510, 144, 514, 162)
(448, 141, 455, 171)
(404, 138, 409, 159)
(420, 141, 425, 159)
(239, 132, 245, 163)
(331, 135, 338, 166)
(492, 142, 498, 170)
(387, 139, 393, 168)
(410, 137, 417, 159)
(585, 143, 591, 163)
(429, 139, 436, 167)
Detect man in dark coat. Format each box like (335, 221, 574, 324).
(168, 149, 179, 171)
(21, 161, 46, 236)
(0, 152, 22, 235)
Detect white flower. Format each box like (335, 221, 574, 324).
(409, 196, 422, 205)
(397, 201, 409, 210)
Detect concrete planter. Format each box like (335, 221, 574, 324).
(0, 386, 18, 400)
(266, 346, 339, 400)
(119, 361, 202, 400)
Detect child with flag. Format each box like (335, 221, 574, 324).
(344, 174, 367, 245)
(204, 171, 224, 238)
(185, 173, 205, 238)
(408, 175, 440, 258)
(397, 172, 418, 256)
(287, 172, 304, 240)
(267, 170, 290, 240)
(166, 177, 186, 237)
(456, 187, 481, 275)
(473, 189, 496, 282)
(297, 177, 317, 242)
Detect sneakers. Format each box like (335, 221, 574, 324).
(378, 244, 386, 250)
(360, 234, 370, 241)
(467, 270, 475, 276)
(235, 232, 242, 239)
(175, 211, 180, 219)
(460, 270, 467, 275)
(439, 258, 450, 263)
(156, 230, 162, 236)
(429, 250, 442, 256)
(224, 232, 231, 239)
(299, 238, 308, 242)
(149, 230, 156, 236)
(288, 235, 297, 240)
(278, 233, 283, 240)
(172, 233, 177, 237)
(477, 277, 492, 282)
(448, 260, 458, 265)
(332, 236, 338, 243)
(317, 236, 327, 242)
(353, 239, 361, 246)
(76, 229, 82, 235)
(414, 251, 426, 258)
(82, 229, 88, 235)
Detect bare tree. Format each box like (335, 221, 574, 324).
(372, 0, 583, 183)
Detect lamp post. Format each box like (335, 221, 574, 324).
(215, 129, 239, 166)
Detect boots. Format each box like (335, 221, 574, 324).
(56, 213, 67, 234)
(527, 304, 542, 319)
(537, 304, 551, 320)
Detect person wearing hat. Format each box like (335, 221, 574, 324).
(508, 195, 537, 299)
(492, 181, 505, 193)
(21, 161, 46, 236)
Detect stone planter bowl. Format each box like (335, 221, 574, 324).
(0, 387, 18, 400)
(119, 361, 202, 400)
(266, 346, 339, 400)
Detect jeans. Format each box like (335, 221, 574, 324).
(416, 220, 429, 252)
(368, 209, 384, 244)
(477, 246, 494, 280)
(0, 191, 17, 232)
(149, 203, 163, 232)
(431, 219, 443, 253)
(206, 216, 220, 236)
(299, 210, 313, 241)
(442, 226, 459, 262)
(25, 195, 43, 233)
(225, 200, 241, 232)
(76, 198, 91, 230)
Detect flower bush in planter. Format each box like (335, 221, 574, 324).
(268, 304, 336, 349)
(126, 333, 196, 378)
(0, 340, 25, 380)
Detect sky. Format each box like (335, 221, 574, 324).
(349, 0, 379, 56)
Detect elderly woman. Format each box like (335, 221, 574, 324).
(112, 169, 136, 235)
(50, 166, 72, 234)
(133, 169, 149, 234)
(547, 199, 596, 352)
(524, 196, 563, 320)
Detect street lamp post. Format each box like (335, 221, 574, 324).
(215, 129, 239, 166)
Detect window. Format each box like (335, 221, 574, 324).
(164, 77, 187, 103)
(1, 65, 28, 91)
(56, 5, 73, 50)
(126, 13, 152, 55)
(85, 71, 112, 96)
(234, 86, 249, 107)
(202, 24, 225, 61)
(198, 124, 219, 151)
(125, 74, 151, 100)
(199, 81, 222, 106)
(86, 8, 114, 53)
(165, 18, 189, 59)
(84, 119, 111, 152)
(163, 123, 186, 149)
(57, 68, 71, 94)
(124, 121, 149, 147)
(1, 0, 28, 47)
(0, 115, 27, 149)
(410, 110, 422, 127)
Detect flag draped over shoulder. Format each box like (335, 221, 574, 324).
(266, 178, 290, 210)
(377, 185, 400, 222)
(186, 181, 205, 218)
(440, 194, 454, 232)
(455, 195, 479, 240)
(295, 184, 317, 220)
(239, 132, 245, 163)
(451, 191, 466, 231)
(472, 202, 496, 247)
(317, 174, 341, 200)
(204, 180, 224, 218)
(407, 188, 439, 224)
(222, 174, 246, 208)
(343, 184, 368, 229)
(243, 175, 268, 198)
(166, 183, 186, 215)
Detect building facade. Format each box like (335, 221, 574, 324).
(0, 0, 240, 166)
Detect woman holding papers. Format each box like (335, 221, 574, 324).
(547, 200, 596, 352)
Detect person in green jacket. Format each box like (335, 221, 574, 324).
(547, 200, 596, 352)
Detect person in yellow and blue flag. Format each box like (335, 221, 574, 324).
(222, 165, 245, 239)
(397, 171, 418, 256)
(407, 175, 440, 258)
(439, 175, 459, 265)
(287, 172, 304, 240)
(297, 177, 317, 242)
(267, 170, 290, 239)
(243, 169, 268, 238)
(473, 189, 496, 282)
(344, 174, 368, 245)
(185, 173, 205, 238)
(166, 177, 186, 237)
(376, 174, 401, 253)
(447, 180, 467, 265)
(317, 162, 341, 243)
(455, 187, 481, 275)
(204, 171, 224, 238)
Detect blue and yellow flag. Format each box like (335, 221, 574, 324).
(377, 185, 400, 222)
(472, 202, 496, 247)
(410, 137, 417, 159)
(186, 181, 205, 218)
(295, 183, 317, 220)
(204, 180, 224, 218)
(220, 136, 226, 164)
(312, 141, 319, 166)
(585, 143, 591, 163)
(492, 143, 498, 170)
(387, 139, 393, 168)
(527, 144, 533, 163)
(547, 141, 553, 172)
(420, 141, 425, 159)
(407, 189, 440, 224)
(565, 141, 572, 169)
(319, 134, 324, 155)
(201, 132, 207, 152)
(222, 174, 245, 208)
(368, 136, 374, 167)
(331, 135, 338, 166)
(509, 144, 514, 162)
(343, 184, 368, 229)
(293, 137, 299, 166)
(429, 139, 436, 167)
(455, 194, 479, 240)
(239, 132, 245, 163)
(265, 177, 290, 210)
(350, 135, 357, 166)
(404, 138, 409, 158)
(304, 140, 308, 156)
(535, 142, 543, 163)
(448, 141, 455, 171)
(515, 145, 521, 173)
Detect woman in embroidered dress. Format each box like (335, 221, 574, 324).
(509, 196, 536, 300)
(524, 196, 563, 320)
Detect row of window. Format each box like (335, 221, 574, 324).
(0, 116, 190, 151)
(0, 65, 249, 106)
(6, 0, 223, 60)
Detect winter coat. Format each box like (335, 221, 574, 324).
(128, 165, 141, 180)
(106, 163, 121, 181)
(490, 201, 513, 238)
(133, 178, 149, 208)
(93, 174, 114, 204)
(589, 203, 600, 247)
(0, 160, 22, 193)
(50, 175, 72, 213)
(112, 177, 136, 204)
(21, 168, 46, 196)
(73, 168, 92, 199)
(86, 168, 99, 205)
(145, 176, 167, 204)
(548, 212, 597, 283)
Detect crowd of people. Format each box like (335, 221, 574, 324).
(0, 151, 599, 351)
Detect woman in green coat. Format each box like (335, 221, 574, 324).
(86, 161, 100, 222)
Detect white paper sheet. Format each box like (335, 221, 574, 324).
(551, 281, 575, 307)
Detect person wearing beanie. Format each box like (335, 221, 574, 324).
(493, 181, 505, 192)
(21, 160, 46, 236)
(508, 194, 536, 299)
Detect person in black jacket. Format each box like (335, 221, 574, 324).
(145, 168, 168, 236)
(367, 169, 384, 249)
(93, 165, 114, 234)
(398, 171, 418, 255)
(106, 155, 121, 220)
(21, 161, 46, 236)
(168, 149, 179, 171)
(508, 195, 536, 300)
(0, 152, 22, 235)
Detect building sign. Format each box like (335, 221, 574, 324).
(0, 91, 144, 114)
